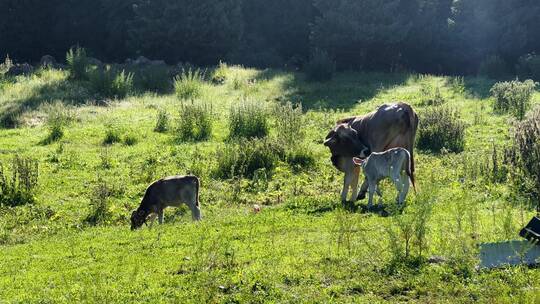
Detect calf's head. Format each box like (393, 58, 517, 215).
(324, 124, 370, 158)
(130, 209, 147, 230)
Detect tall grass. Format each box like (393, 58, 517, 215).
(273, 102, 305, 144)
(177, 101, 213, 141)
(490, 79, 536, 120)
(417, 106, 466, 153)
(0, 156, 39, 207)
(154, 108, 169, 133)
(229, 100, 269, 139)
(66, 46, 89, 80)
(174, 68, 206, 100)
(89, 66, 133, 99)
(41, 102, 74, 144)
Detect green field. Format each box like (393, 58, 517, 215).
(1, 66, 540, 303)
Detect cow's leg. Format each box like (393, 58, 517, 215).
(367, 181, 377, 209)
(392, 173, 404, 205)
(356, 179, 368, 200)
(188, 201, 202, 221)
(147, 213, 157, 228)
(350, 169, 360, 202)
(341, 171, 354, 204)
(158, 209, 164, 224)
(398, 173, 410, 206)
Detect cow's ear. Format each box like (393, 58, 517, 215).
(352, 157, 364, 166)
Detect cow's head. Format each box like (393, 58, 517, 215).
(130, 209, 147, 230)
(323, 124, 370, 158)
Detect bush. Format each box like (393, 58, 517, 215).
(177, 101, 213, 141)
(0, 156, 39, 207)
(123, 133, 138, 146)
(66, 46, 89, 80)
(417, 106, 466, 153)
(211, 61, 228, 85)
(304, 49, 335, 82)
(214, 138, 285, 179)
(154, 109, 169, 133)
(103, 124, 122, 145)
(174, 68, 206, 100)
(285, 144, 316, 172)
(89, 66, 133, 99)
(507, 107, 540, 204)
(419, 82, 445, 106)
(84, 177, 112, 226)
(229, 100, 269, 139)
(133, 65, 171, 93)
(41, 102, 73, 144)
(516, 53, 540, 81)
(274, 102, 305, 144)
(490, 79, 536, 120)
(478, 55, 509, 79)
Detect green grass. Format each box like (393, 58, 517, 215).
(1, 66, 540, 303)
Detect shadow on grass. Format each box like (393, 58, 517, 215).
(0, 76, 91, 128)
(273, 71, 412, 111)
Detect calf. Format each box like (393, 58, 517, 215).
(353, 147, 415, 208)
(130, 175, 201, 230)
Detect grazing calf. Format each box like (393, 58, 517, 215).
(130, 175, 201, 230)
(353, 147, 416, 208)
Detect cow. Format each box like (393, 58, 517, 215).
(130, 175, 201, 230)
(352, 147, 416, 208)
(323, 102, 418, 204)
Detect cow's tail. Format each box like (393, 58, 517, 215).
(405, 151, 417, 193)
(401, 102, 419, 175)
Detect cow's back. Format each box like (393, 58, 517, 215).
(145, 175, 199, 207)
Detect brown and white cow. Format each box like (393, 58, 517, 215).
(323, 102, 418, 204)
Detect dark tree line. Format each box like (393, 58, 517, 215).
(1, 0, 539, 75)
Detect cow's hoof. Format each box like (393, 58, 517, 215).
(356, 192, 366, 200)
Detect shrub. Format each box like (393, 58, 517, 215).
(133, 65, 171, 93)
(41, 102, 73, 144)
(229, 100, 269, 139)
(507, 107, 540, 204)
(66, 46, 89, 80)
(419, 82, 445, 106)
(304, 49, 335, 82)
(417, 106, 466, 153)
(154, 109, 169, 133)
(123, 133, 138, 146)
(174, 68, 205, 100)
(478, 55, 509, 79)
(89, 66, 133, 99)
(211, 61, 228, 85)
(103, 124, 122, 145)
(0, 156, 39, 207)
(0, 55, 13, 75)
(490, 79, 536, 120)
(177, 101, 213, 141)
(516, 53, 540, 81)
(84, 177, 112, 226)
(274, 102, 305, 144)
(214, 138, 284, 179)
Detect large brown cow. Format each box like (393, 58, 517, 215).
(323, 102, 418, 204)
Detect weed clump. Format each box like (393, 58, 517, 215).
(154, 108, 169, 133)
(89, 66, 133, 99)
(490, 79, 536, 120)
(103, 124, 122, 145)
(123, 133, 138, 146)
(84, 177, 112, 226)
(42, 102, 74, 144)
(66, 46, 89, 80)
(417, 106, 466, 153)
(177, 101, 212, 141)
(229, 100, 268, 139)
(304, 49, 335, 82)
(507, 107, 540, 204)
(211, 61, 228, 85)
(274, 102, 305, 144)
(0, 156, 39, 207)
(174, 68, 205, 100)
(214, 138, 285, 179)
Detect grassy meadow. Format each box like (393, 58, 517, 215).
(1, 64, 540, 303)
